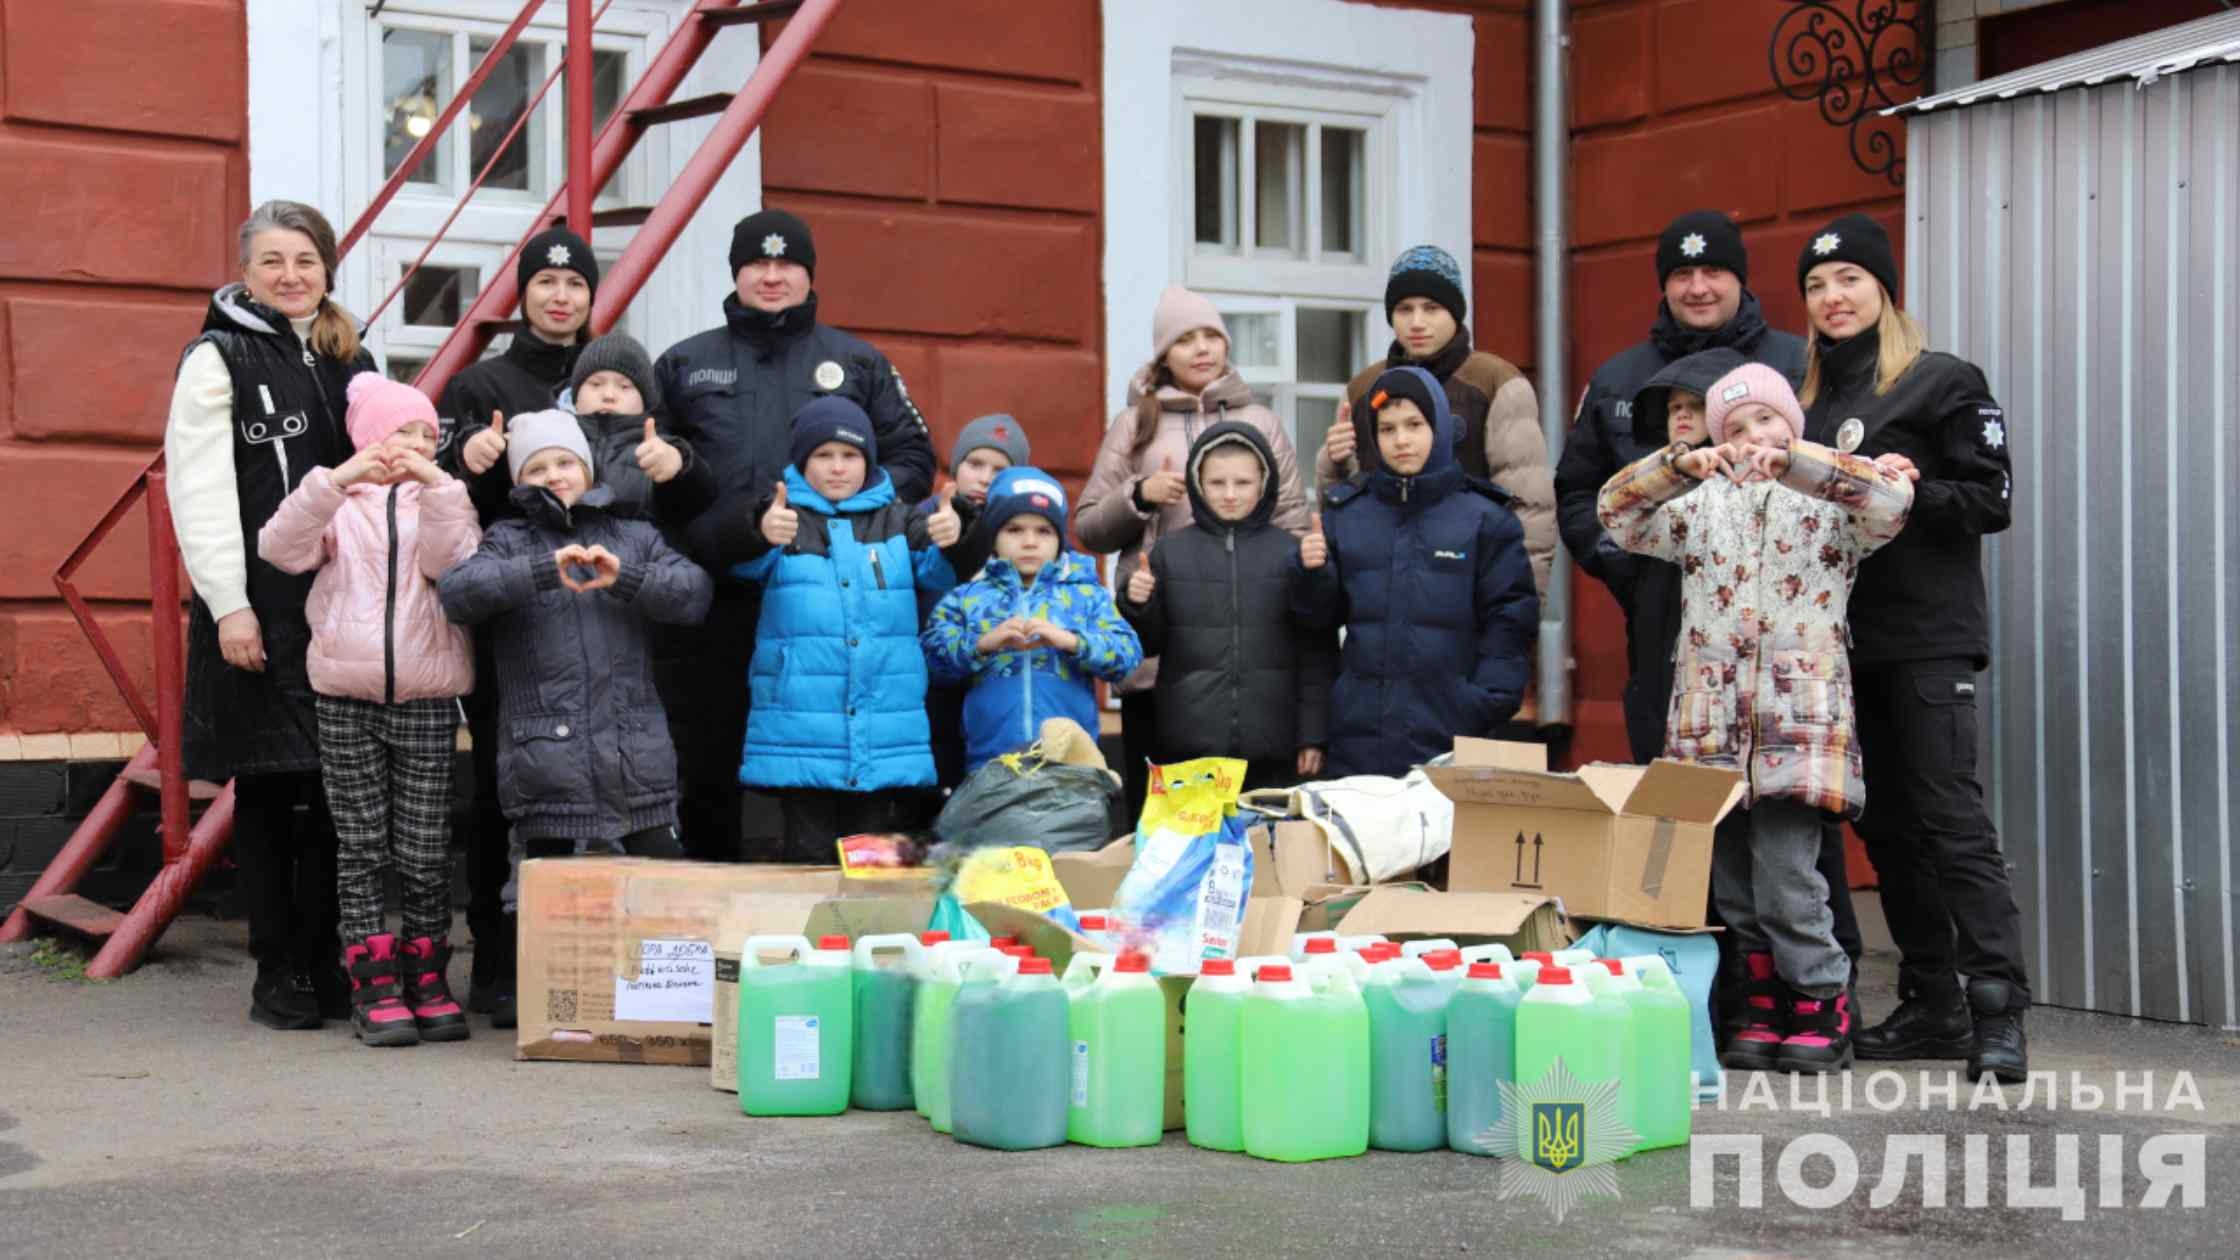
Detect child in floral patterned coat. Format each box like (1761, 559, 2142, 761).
(1598, 362, 1913, 1075)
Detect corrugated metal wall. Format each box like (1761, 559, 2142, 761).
(1903, 65, 2240, 1027)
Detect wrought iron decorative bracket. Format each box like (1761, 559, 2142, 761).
(1769, 0, 1928, 187)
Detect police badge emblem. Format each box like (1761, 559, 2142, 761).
(814, 360, 845, 391)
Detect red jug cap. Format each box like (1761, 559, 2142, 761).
(1199, 959, 1236, 977)
(996, 944, 1032, 957)
(1522, 951, 1554, 963)
(919, 931, 951, 944)
(1469, 962, 1504, 980)
(817, 935, 850, 949)
(1601, 959, 1625, 975)
(1078, 915, 1108, 930)
(990, 935, 1020, 947)
(1257, 963, 1295, 982)
(1423, 954, 1460, 971)
(1538, 965, 1572, 984)
(1016, 957, 1052, 975)
(1115, 951, 1151, 973)
(1303, 938, 1338, 954)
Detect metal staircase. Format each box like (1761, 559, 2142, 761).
(0, 0, 843, 976)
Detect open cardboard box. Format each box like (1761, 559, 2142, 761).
(1428, 738, 1742, 930)
(515, 857, 934, 1067)
(1333, 887, 1571, 955)
(711, 894, 935, 1092)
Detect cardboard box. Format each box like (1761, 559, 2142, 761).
(1247, 819, 1353, 898)
(1428, 740, 1741, 930)
(1332, 887, 1572, 955)
(710, 894, 934, 1092)
(1048, 837, 1135, 911)
(516, 857, 932, 1066)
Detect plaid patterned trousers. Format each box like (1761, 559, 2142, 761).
(317, 694, 459, 943)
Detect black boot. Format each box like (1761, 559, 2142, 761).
(467, 917, 505, 1015)
(1967, 980, 2029, 1084)
(1855, 979, 1973, 1061)
(310, 959, 352, 1022)
(250, 956, 322, 1030)
(491, 912, 519, 1030)
(1718, 952, 1786, 1072)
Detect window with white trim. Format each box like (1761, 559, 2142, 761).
(1173, 80, 1399, 486)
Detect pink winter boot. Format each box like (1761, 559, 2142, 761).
(1717, 952, 1785, 1073)
(343, 934, 421, 1048)
(1776, 987, 1855, 1074)
(400, 935, 471, 1043)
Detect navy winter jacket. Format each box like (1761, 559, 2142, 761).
(437, 485, 713, 841)
(1291, 366, 1540, 777)
(732, 465, 956, 792)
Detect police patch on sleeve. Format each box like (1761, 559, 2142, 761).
(813, 360, 845, 391)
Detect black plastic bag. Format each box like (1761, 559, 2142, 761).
(932, 751, 1124, 856)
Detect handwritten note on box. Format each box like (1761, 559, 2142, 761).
(614, 938, 715, 1023)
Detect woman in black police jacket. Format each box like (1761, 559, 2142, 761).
(1794, 214, 2028, 1083)
(164, 200, 374, 1031)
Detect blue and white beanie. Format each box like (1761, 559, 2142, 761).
(982, 466, 1070, 540)
(1385, 244, 1467, 324)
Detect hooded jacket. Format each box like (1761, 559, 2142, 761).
(1617, 346, 1749, 762)
(572, 408, 721, 530)
(922, 551, 1143, 774)
(1800, 330, 2011, 668)
(1075, 365, 1309, 693)
(1554, 292, 1806, 604)
(258, 469, 481, 703)
(167, 283, 371, 779)
(731, 465, 957, 793)
(438, 332, 581, 523)
(1321, 328, 1557, 594)
(1119, 421, 1337, 763)
(1597, 440, 1915, 817)
(438, 485, 713, 841)
(1290, 366, 1541, 777)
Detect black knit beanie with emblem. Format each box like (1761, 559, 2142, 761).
(1656, 210, 1748, 286)
(731, 209, 816, 279)
(788, 394, 876, 472)
(1797, 212, 1899, 302)
(517, 227, 599, 303)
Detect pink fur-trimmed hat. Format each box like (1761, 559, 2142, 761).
(1705, 362, 1806, 446)
(344, 372, 438, 451)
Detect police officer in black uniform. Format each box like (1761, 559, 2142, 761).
(654, 209, 935, 862)
(1795, 213, 2030, 1083)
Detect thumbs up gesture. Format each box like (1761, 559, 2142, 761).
(1125, 563, 1155, 605)
(1139, 455, 1186, 508)
(461, 410, 507, 476)
(927, 484, 963, 548)
(760, 482, 799, 548)
(1299, 512, 1329, 570)
(635, 418, 684, 484)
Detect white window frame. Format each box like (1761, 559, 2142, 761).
(245, 0, 763, 375)
(1101, 0, 1474, 423)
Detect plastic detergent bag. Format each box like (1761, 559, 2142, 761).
(1571, 922, 1721, 1099)
(1111, 758, 1254, 974)
(933, 742, 1124, 856)
(931, 846, 1084, 942)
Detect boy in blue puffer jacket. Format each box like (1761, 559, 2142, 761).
(922, 468, 1142, 773)
(1291, 364, 1539, 776)
(727, 397, 963, 861)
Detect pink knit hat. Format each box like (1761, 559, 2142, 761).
(1705, 363, 1806, 446)
(345, 373, 438, 451)
(1151, 286, 1230, 362)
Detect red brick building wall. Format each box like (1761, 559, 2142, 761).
(0, 0, 248, 738)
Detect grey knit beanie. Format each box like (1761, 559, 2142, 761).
(569, 332, 662, 414)
(949, 413, 1032, 475)
(507, 408, 597, 484)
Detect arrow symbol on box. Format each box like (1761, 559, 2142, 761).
(1513, 831, 1544, 889)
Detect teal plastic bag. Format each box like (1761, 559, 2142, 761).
(1572, 923, 1722, 1099)
(927, 893, 990, 945)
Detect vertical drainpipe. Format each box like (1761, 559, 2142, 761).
(1534, 0, 1572, 729)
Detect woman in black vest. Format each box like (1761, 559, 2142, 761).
(164, 200, 374, 1030)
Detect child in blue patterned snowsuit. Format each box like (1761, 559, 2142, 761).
(922, 468, 1142, 773)
(726, 397, 959, 861)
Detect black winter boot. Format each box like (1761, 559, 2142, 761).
(249, 957, 321, 1031)
(1718, 952, 1785, 1072)
(1967, 980, 2029, 1084)
(1855, 978, 1973, 1061)
(490, 912, 519, 1030)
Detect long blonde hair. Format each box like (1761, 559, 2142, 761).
(237, 200, 361, 363)
(1799, 288, 1926, 407)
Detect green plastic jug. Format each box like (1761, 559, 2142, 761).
(737, 934, 854, 1117)
(952, 956, 1071, 1151)
(1365, 956, 1452, 1152)
(1447, 961, 1521, 1156)
(1621, 955, 1694, 1151)
(920, 947, 1007, 1133)
(1420, 949, 1466, 999)
(849, 933, 925, 1111)
(1400, 938, 1461, 959)
(1460, 943, 1515, 967)
(1513, 965, 1625, 1163)
(1240, 961, 1369, 1162)
(1183, 958, 1250, 1152)
(1062, 950, 1165, 1147)
(1585, 960, 1644, 1154)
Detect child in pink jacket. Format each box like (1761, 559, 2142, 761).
(259, 373, 481, 1048)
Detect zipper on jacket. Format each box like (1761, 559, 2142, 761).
(383, 486, 400, 705)
(1017, 578, 1035, 746)
(868, 547, 888, 590)
(1226, 529, 1242, 754)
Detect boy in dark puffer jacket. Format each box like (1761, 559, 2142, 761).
(566, 333, 721, 530)
(1291, 365, 1539, 777)
(1119, 421, 1336, 788)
